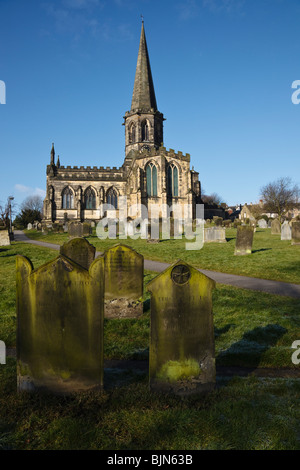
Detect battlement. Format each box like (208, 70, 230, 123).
(157, 145, 190, 161)
(58, 165, 123, 172)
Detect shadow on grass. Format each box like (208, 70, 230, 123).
(217, 324, 287, 368)
(214, 324, 235, 338)
(252, 248, 272, 254)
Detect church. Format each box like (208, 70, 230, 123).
(43, 22, 202, 223)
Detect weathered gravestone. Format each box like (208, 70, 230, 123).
(258, 219, 267, 229)
(271, 219, 281, 234)
(68, 221, 92, 238)
(281, 221, 292, 241)
(147, 260, 216, 396)
(235, 225, 254, 255)
(204, 227, 226, 243)
(27, 223, 33, 230)
(60, 238, 96, 270)
(291, 221, 300, 245)
(16, 254, 104, 394)
(0, 230, 10, 246)
(103, 244, 144, 318)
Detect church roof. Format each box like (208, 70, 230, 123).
(131, 22, 157, 113)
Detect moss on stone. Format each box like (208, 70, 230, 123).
(157, 359, 201, 382)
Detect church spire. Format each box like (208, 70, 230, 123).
(50, 143, 55, 165)
(131, 22, 157, 112)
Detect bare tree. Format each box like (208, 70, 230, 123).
(260, 177, 299, 223)
(0, 197, 16, 227)
(20, 195, 43, 213)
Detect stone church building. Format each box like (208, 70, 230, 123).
(43, 23, 202, 223)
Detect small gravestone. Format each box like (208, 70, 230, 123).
(147, 260, 216, 396)
(281, 221, 292, 241)
(235, 225, 254, 255)
(204, 227, 226, 243)
(291, 221, 300, 245)
(16, 254, 104, 394)
(27, 223, 33, 230)
(258, 219, 267, 229)
(271, 219, 281, 234)
(68, 222, 91, 238)
(268, 220, 272, 228)
(60, 238, 96, 270)
(103, 244, 144, 318)
(147, 218, 160, 243)
(83, 222, 92, 237)
(0, 230, 10, 246)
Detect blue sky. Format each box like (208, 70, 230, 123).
(1, 0, 300, 211)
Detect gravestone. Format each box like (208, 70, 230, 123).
(27, 223, 33, 230)
(235, 225, 254, 255)
(268, 221, 272, 228)
(68, 222, 91, 238)
(147, 218, 160, 243)
(16, 254, 104, 394)
(271, 219, 281, 234)
(258, 219, 267, 229)
(103, 244, 144, 318)
(291, 221, 300, 245)
(0, 230, 10, 246)
(281, 221, 292, 241)
(60, 238, 96, 270)
(83, 222, 92, 237)
(204, 227, 226, 243)
(147, 260, 216, 396)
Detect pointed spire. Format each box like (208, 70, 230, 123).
(57, 155, 60, 168)
(131, 22, 157, 112)
(50, 143, 55, 165)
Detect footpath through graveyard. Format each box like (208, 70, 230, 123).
(13, 230, 300, 299)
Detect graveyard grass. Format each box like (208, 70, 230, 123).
(1, 241, 300, 449)
(25, 228, 300, 284)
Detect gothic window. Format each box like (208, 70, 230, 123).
(107, 188, 118, 209)
(146, 163, 157, 197)
(62, 187, 74, 209)
(167, 164, 179, 197)
(129, 123, 136, 144)
(84, 187, 96, 209)
(141, 120, 149, 141)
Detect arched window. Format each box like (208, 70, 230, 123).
(141, 120, 149, 141)
(84, 187, 96, 209)
(167, 164, 178, 197)
(107, 188, 118, 209)
(62, 187, 74, 209)
(129, 123, 136, 144)
(146, 163, 157, 197)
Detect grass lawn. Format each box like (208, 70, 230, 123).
(1, 241, 300, 450)
(1, 361, 300, 450)
(25, 227, 300, 284)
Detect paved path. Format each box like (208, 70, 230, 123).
(13, 231, 300, 298)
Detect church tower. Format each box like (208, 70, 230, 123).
(124, 21, 164, 157)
